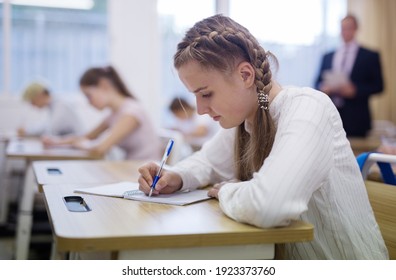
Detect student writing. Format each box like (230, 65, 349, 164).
(138, 15, 388, 259)
(43, 66, 160, 160)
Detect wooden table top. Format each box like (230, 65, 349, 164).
(348, 136, 381, 155)
(33, 160, 144, 192)
(6, 138, 100, 161)
(36, 160, 313, 254)
(43, 183, 314, 253)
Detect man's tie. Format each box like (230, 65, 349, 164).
(333, 46, 349, 108)
(341, 46, 349, 73)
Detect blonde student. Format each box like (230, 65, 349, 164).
(44, 66, 160, 160)
(18, 81, 84, 137)
(138, 15, 388, 259)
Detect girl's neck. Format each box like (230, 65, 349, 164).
(108, 92, 128, 111)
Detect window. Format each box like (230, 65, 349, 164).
(157, 0, 346, 126)
(0, 0, 108, 96)
(230, 0, 347, 87)
(157, 0, 215, 117)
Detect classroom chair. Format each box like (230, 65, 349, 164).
(358, 152, 396, 259)
(365, 180, 396, 259)
(356, 152, 396, 185)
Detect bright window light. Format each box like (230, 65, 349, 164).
(158, 0, 214, 32)
(0, 0, 94, 10)
(230, 0, 324, 45)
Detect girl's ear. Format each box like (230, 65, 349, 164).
(238, 61, 255, 88)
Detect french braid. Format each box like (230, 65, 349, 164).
(174, 15, 276, 180)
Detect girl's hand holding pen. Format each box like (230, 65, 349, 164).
(138, 162, 183, 196)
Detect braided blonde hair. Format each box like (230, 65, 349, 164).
(174, 15, 276, 181)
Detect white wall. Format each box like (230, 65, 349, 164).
(0, 1, 162, 134)
(108, 0, 161, 127)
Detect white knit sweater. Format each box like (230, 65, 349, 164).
(171, 86, 388, 259)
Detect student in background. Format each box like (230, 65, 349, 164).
(315, 14, 384, 137)
(168, 97, 219, 150)
(138, 15, 388, 259)
(17, 82, 84, 137)
(43, 66, 160, 160)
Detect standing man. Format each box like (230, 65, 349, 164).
(315, 14, 384, 137)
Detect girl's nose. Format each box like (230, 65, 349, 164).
(196, 100, 209, 115)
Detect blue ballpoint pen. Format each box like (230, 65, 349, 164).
(149, 139, 174, 197)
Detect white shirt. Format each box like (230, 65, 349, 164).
(171, 86, 388, 260)
(24, 98, 84, 136)
(332, 40, 359, 75)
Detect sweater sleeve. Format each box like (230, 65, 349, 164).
(218, 94, 335, 228)
(170, 128, 236, 191)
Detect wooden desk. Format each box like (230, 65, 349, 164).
(348, 136, 381, 156)
(35, 160, 314, 259)
(5, 138, 101, 260)
(43, 183, 314, 260)
(33, 160, 143, 193)
(6, 138, 98, 161)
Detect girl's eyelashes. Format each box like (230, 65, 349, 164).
(201, 92, 212, 98)
(192, 90, 212, 99)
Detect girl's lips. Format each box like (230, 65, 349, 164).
(212, 116, 220, 121)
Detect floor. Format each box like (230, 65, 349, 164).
(0, 202, 52, 260)
(0, 154, 52, 260)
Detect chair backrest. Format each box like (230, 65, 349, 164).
(357, 152, 396, 185)
(365, 180, 396, 259)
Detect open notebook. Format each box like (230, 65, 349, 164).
(74, 181, 211, 206)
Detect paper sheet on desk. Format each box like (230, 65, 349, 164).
(74, 181, 136, 198)
(74, 181, 212, 206)
(123, 188, 211, 206)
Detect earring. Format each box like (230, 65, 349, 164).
(258, 90, 269, 110)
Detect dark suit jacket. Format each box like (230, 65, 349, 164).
(315, 46, 384, 137)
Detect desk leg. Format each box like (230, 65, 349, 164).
(118, 244, 275, 260)
(69, 252, 79, 260)
(0, 141, 9, 225)
(50, 240, 67, 260)
(15, 163, 35, 260)
(0, 183, 8, 224)
(72, 251, 112, 260)
(0, 172, 9, 225)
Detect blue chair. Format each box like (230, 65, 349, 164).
(356, 152, 396, 185)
